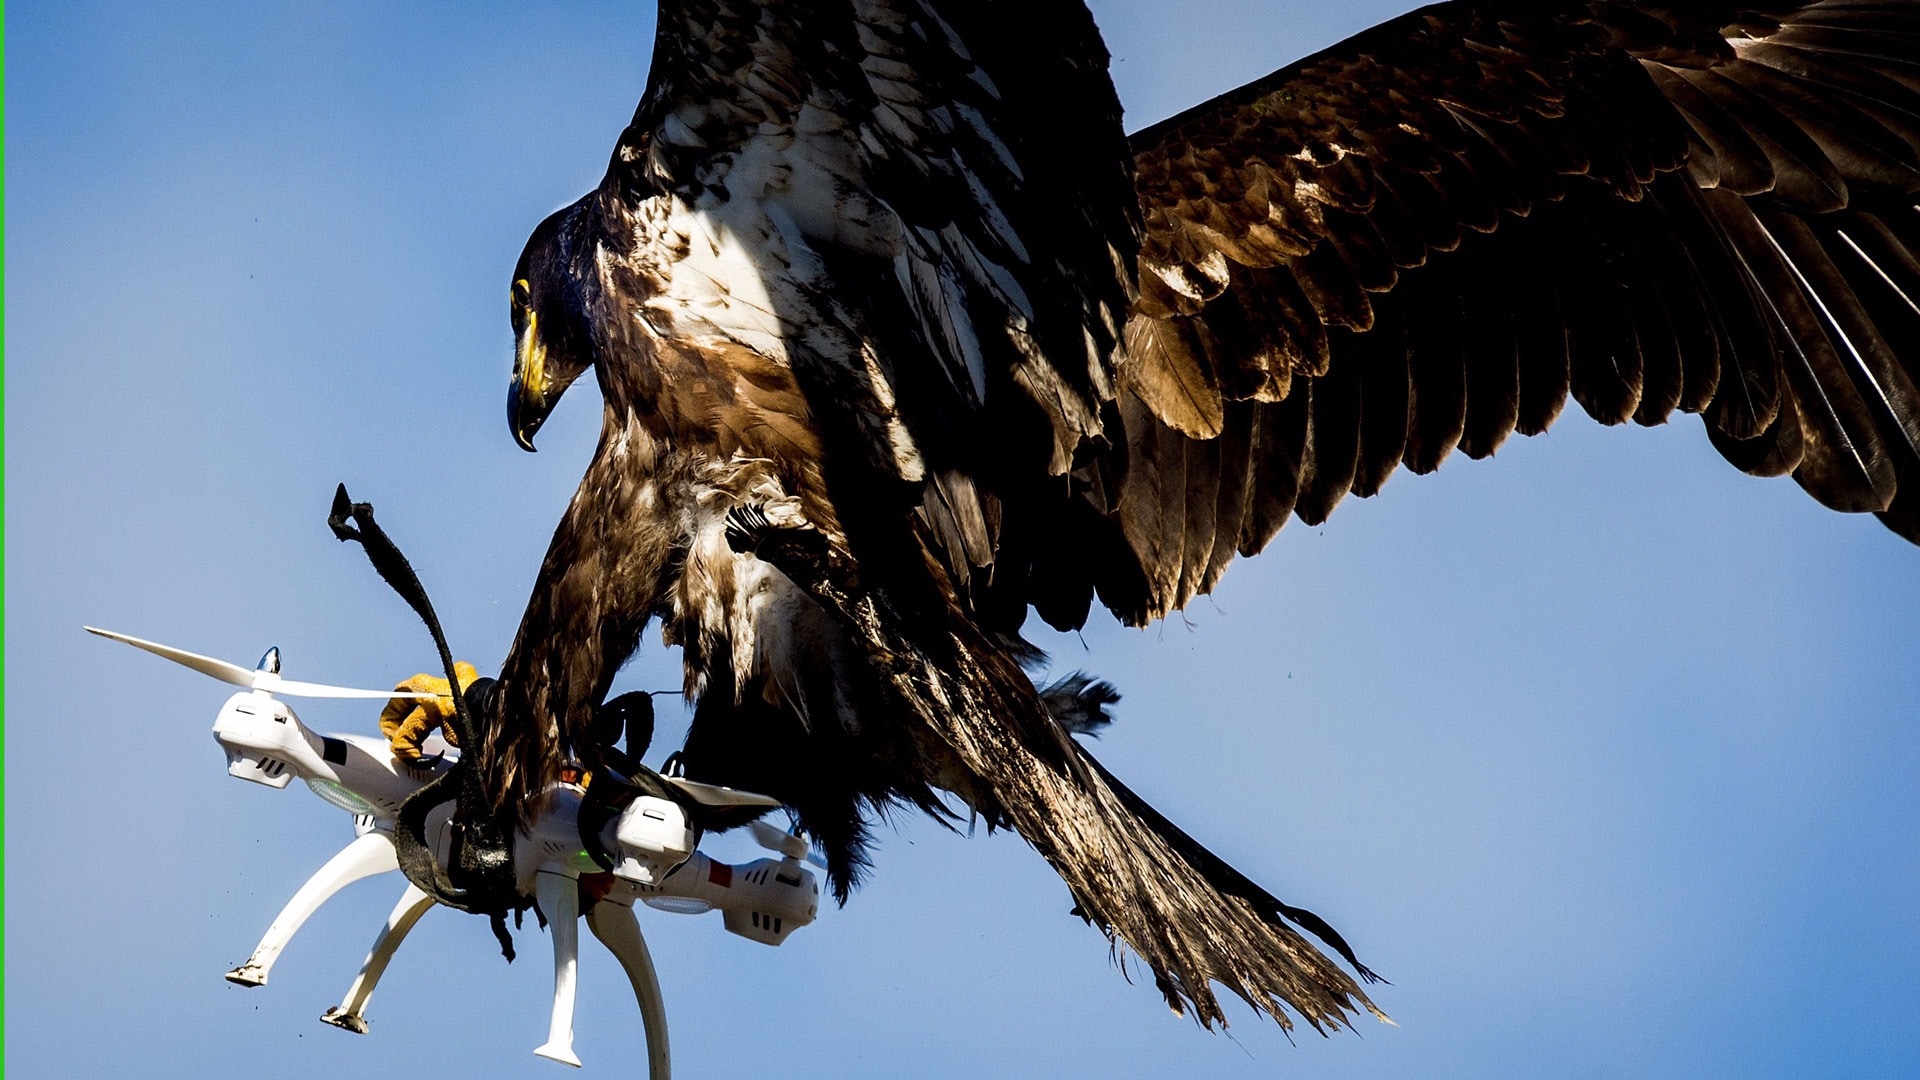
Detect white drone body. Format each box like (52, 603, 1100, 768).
(87, 627, 822, 1076)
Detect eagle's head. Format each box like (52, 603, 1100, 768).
(508, 204, 596, 452)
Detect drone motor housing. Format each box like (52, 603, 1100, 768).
(717, 856, 818, 945)
(213, 692, 300, 789)
(609, 796, 696, 886)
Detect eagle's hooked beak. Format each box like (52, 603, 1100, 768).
(509, 311, 550, 453)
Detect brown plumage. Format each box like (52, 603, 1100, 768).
(482, 0, 1920, 1034)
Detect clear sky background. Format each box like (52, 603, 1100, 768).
(7, 2, 1919, 1077)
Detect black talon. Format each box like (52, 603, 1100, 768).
(724, 503, 775, 554)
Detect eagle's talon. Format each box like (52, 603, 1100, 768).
(725, 500, 814, 556)
(724, 503, 774, 554)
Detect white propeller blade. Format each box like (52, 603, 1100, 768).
(748, 819, 828, 868)
(662, 776, 782, 810)
(85, 626, 255, 685)
(274, 679, 438, 700)
(85, 626, 439, 700)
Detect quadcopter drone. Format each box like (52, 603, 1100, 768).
(85, 625, 821, 1076)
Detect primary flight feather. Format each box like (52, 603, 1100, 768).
(478, 0, 1920, 1032)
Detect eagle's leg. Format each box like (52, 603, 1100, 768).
(327, 487, 522, 923)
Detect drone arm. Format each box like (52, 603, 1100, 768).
(226, 830, 398, 987)
(641, 851, 818, 946)
(320, 882, 436, 1034)
(532, 870, 584, 1068)
(586, 901, 671, 1080)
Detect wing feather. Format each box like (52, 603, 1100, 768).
(1117, 0, 1920, 620)
(1351, 300, 1412, 497)
(1456, 239, 1523, 459)
(1297, 342, 1363, 525)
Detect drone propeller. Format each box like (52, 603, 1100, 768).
(661, 775, 783, 810)
(748, 819, 829, 868)
(84, 626, 437, 700)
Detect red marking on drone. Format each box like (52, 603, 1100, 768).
(708, 861, 732, 888)
(578, 872, 616, 906)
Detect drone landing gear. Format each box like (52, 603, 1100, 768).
(586, 900, 670, 1080)
(320, 881, 435, 1034)
(533, 871, 585, 1067)
(525, 872, 673, 1077)
(226, 830, 398, 987)
(309, 872, 672, 1077)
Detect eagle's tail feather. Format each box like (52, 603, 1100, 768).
(1083, 753, 1385, 987)
(937, 688, 1385, 1031)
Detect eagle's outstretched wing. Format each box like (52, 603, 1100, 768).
(1111, 0, 1920, 619)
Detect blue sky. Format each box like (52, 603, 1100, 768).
(7, 3, 1919, 1077)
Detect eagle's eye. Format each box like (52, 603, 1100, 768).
(512, 278, 533, 309)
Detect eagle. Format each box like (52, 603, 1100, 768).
(474, 0, 1920, 1034)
